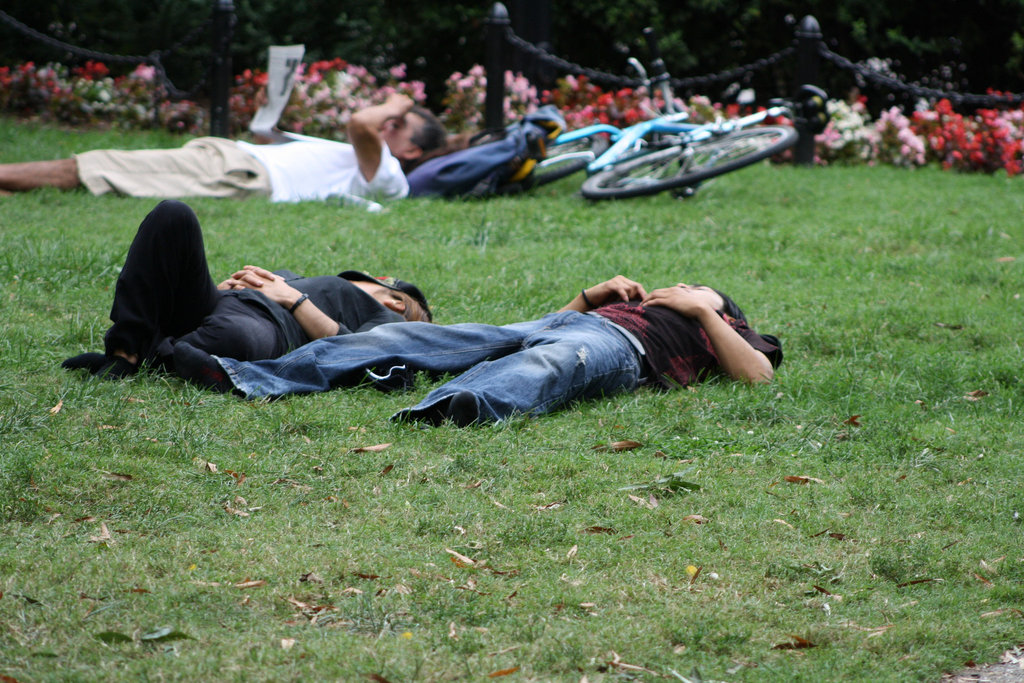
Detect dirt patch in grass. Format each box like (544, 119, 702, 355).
(943, 646, 1024, 683)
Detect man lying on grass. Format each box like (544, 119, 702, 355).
(0, 94, 445, 202)
(173, 275, 782, 425)
(61, 200, 432, 380)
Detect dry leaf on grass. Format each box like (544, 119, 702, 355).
(445, 548, 476, 566)
(349, 443, 391, 453)
(224, 505, 249, 517)
(784, 475, 825, 485)
(487, 666, 520, 677)
(88, 522, 113, 544)
(592, 440, 643, 452)
(772, 634, 816, 649)
(681, 514, 709, 524)
(607, 651, 660, 674)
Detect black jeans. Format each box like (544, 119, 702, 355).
(104, 200, 287, 370)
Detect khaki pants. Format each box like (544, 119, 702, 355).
(76, 137, 272, 199)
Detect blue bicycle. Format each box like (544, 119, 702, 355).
(533, 29, 828, 200)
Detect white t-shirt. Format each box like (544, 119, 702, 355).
(235, 134, 409, 203)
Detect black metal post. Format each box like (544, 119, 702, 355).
(210, 0, 235, 138)
(485, 2, 509, 131)
(511, 0, 552, 88)
(794, 15, 822, 165)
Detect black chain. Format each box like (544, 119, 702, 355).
(504, 29, 642, 88)
(0, 9, 211, 99)
(819, 45, 1024, 108)
(504, 26, 794, 92)
(669, 46, 795, 91)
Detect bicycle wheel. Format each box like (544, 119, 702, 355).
(533, 134, 610, 187)
(580, 125, 797, 200)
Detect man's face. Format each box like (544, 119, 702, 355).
(381, 111, 424, 161)
(355, 281, 408, 315)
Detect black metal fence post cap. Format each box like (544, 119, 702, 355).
(490, 3, 509, 21)
(795, 15, 821, 38)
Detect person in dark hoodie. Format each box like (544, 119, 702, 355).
(61, 200, 431, 379)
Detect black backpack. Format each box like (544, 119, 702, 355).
(407, 105, 565, 198)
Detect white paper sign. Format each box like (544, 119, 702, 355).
(249, 44, 305, 140)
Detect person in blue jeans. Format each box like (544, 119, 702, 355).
(174, 275, 783, 426)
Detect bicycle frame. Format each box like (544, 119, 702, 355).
(535, 25, 813, 194)
(586, 111, 693, 173)
(547, 103, 789, 176)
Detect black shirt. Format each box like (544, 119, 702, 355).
(230, 271, 404, 350)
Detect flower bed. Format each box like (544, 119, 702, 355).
(2, 60, 1022, 176)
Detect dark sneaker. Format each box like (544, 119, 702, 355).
(444, 391, 480, 427)
(173, 342, 235, 393)
(365, 364, 414, 393)
(61, 352, 107, 372)
(93, 356, 138, 379)
(62, 352, 137, 379)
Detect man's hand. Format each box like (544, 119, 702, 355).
(217, 265, 278, 291)
(217, 265, 303, 308)
(559, 275, 647, 312)
(641, 284, 721, 319)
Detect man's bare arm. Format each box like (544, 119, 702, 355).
(347, 94, 414, 182)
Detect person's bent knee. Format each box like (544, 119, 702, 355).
(152, 199, 198, 219)
(142, 199, 201, 237)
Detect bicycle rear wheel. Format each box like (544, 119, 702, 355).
(580, 125, 797, 200)
(533, 134, 610, 187)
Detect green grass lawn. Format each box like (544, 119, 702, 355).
(1, 118, 1022, 681)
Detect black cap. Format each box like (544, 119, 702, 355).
(339, 271, 432, 321)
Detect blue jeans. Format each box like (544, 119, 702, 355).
(218, 311, 644, 422)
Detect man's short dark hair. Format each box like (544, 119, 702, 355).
(702, 286, 746, 323)
(409, 106, 446, 154)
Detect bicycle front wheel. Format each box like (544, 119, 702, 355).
(580, 125, 797, 200)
